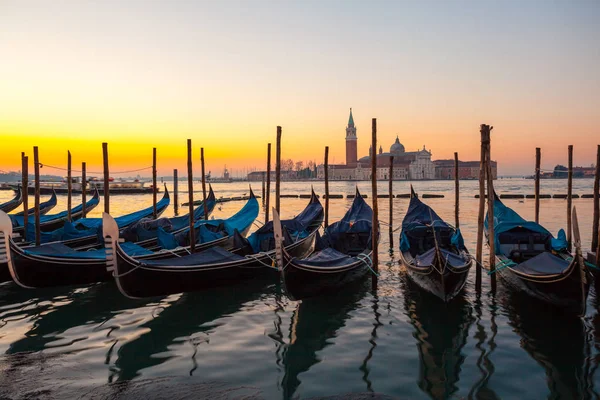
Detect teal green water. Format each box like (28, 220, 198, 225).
(0, 179, 599, 399)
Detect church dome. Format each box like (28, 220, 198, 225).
(390, 136, 405, 154)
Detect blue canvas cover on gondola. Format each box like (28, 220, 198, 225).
(168, 186, 217, 231)
(26, 220, 101, 243)
(511, 251, 570, 275)
(484, 195, 565, 255)
(75, 192, 170, 231)
(120, 187, 219, 243)
(24, 241, 152, 259)
(247, 193, 322, 253)
(10, 192, 100, 229)
(293, 193, 324, 229)
(298, 247, 357, 267)
(402, 194, 450, 231)
(320, 193, 373, 251)
(290, 191, 373, 268)
(24, 190, 170, 244)
(400, 192, 464, 254)
(551, 229, 568, 252)
(156, 193, 259, 249)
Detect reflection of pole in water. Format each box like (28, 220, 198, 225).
(360, 287, 383, 392)
(467, 292, 499, 400)
(280, 280, 369, 400)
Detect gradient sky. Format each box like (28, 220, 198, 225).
(1, 0, 599, 177)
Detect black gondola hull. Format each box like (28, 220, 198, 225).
(0, 261, 10, 283)
(112, 232, 316, 298)
(495, 256, 589, 314)
(0, 186, 23, 213)
(4, 232, 235, 288)
(8, 240, 110, 288)
(400, 252, 471, 302)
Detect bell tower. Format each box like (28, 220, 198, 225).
(345, 108, 357, 167)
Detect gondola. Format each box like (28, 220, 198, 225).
(398, 187, 472, 302)
(118, 184, 216, 247)
(0, 187, 248, 288)
(281, 188, 374, 300)
(484, 193, 589, 314)
(9, 188, 101, 236)
(105, 190, 324, 298)
(0, 185, 23, 213)
(20, 187, 167, 246)
(14, 190, 58, 216)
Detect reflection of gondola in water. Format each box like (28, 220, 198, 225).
(401, 275, 474, 400)
(113, 278, 274, 382)
(281, 277, 370, 400)
(500, 285, 595, 398)
(4, 283, 148, 355)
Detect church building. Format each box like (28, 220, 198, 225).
(317, 109, 435, 180)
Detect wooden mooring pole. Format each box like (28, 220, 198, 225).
(454, 152, 460, 229)
(21, 155, 28, 238)
(81, 162, 87, 218)
(371, 118, 379, 276)
(593, 145, 600, 266)
(485, 128, 496, 291)
(389, 155, 394, 244)
(201, 148, 208, 220)
(102, 143, 110, 214)
(261, 172, 265, 207)
(265, 143, 271, 223)
(67, 151, 72, 222)
(173, 169, 179, 216)
(535, 147, 541, 224)
(475, 125, 489, 290)
(567, 145, 573, 251)
(275, 126, 282, 215)
(152, 148, 157, 219)
(187, 140, 195, 252)
(324, 146, 329, 228)
(33, 146, 40, 245)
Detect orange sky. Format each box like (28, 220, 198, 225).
(1, 1, 599, 177)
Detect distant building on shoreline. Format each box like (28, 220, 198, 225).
(316, 109, 436, 181)
(246, 109, 500, 181)
(433, 159, 498, 180)
(314, 109, 496, 181)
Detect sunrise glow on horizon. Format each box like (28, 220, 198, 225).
(1, 1, 598, 177)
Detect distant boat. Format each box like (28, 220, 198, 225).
(16, 177, 158, 195)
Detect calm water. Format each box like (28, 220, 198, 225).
(1, 179, 599, 399)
